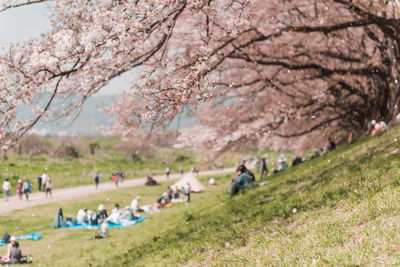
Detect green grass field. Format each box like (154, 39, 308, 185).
(0, 173, 233, 266)
(2, 126, 399, 266)
(0, 135, 291, 193)
(0, 148, 198, 190)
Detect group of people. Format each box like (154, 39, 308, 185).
(75, 202, 139, 227)
(155, 184, 191, 210)
(54, 199, 145, 239)
(368, 120, 387, 136)
(2, 178, 33, 202)
(111, 170, 125, 188)
(232, 137, 340, 197)
(37, 173, 53, 198)
(1, 173, 54, 202)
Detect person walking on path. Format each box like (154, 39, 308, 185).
(184, 182, 191, 204)
(22, 179, 32, 201)
(165, 166, 171, 180)
(2, 179, 11, 201)
(16, 180, 23, 201)
(45, 178, 53, 199)
(260, 157, 269, 180)
(37, 175, 42, 192)
(179, 166, 184, 176)
(41, 173, 48, 192)
(94, 172, 101, 190)
(118, 170, 125, 182)
(112, 172, 118, 188)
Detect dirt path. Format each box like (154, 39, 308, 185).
(0, 168, 235, 214)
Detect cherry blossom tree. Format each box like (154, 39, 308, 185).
(0, 0, 399, 154)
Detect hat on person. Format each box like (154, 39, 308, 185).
(18, 179, 22, 183)
(10, 236, 16, 241)
(136, 196, 140, 200)
(98, 204, 105, 211)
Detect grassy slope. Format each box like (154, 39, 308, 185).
(1, 127, 398, 266)
(108, 126, 400, 266)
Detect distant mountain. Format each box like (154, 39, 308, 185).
(18, 95, 117, 136)
(17, 94, 195, 137)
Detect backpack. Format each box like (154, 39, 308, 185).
(2, 233, 10, 243)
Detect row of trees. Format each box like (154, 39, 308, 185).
(0, 0, 399, 154)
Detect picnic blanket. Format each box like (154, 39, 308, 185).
(0, 232, 42, 247)
(51, 215, 147, 230)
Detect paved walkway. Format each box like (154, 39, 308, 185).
(0, 168, 235, 214)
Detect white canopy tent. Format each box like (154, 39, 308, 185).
(171, 172, 206, 193)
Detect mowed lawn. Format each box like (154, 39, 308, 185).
(0, 173, 233, 266)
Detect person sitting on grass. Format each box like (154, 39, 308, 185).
(292, 155, 302, 166)
(327, 137, 336, 151)
(370, 120, 387, 136)
(167, 186, 173, 202)
(131, 196, 144, 212)
(273, 155, 289, 174)
(98, 204, 108, 220)
(90, 210, 99, 225)
(8, 238, 22, 264)
(107, 204, 122, 224)
(173, 187, 180, 199)
(230, 165, 255, 197)
(121, 206, 137, 221)
(77, 208, 89, 225)
(145, 175, 157, 186)
(94, 219, 109, 239)
(0, 236, 20, 264)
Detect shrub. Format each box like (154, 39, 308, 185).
(17, 134, 49, 157)
(132, 153, 142, 162)
(54, 137, 80, 158)
(88, 142, 100, 155)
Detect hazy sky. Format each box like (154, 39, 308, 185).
(0, 3, 130, 95)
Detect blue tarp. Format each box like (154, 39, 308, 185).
(0, 232, 42, 247)
(52, 215, 147, 230)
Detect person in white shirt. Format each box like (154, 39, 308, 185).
(45, 178, 53, 199)
(41, 173, 48, 192)
(94, 220, 109, 239)
(107, 204, 122, 224)
(184, 183, 191, 203)
(2, 179, 11, 201)
(77, 208, 89, 224)
(130, 196, 141, 212)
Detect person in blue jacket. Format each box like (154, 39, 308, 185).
(22, 179, 32, 201)
(230, 165, 255, 197)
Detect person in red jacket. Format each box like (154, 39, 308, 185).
(112, 172, 119, 188)
(16, 180, 23, 201)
